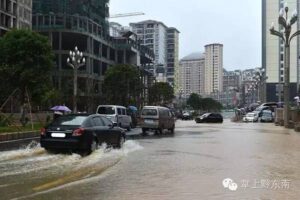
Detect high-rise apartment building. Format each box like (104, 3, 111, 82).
(204, 44, 224, 94)
(178, 52, 205, 98)
(262, 0, 298, 102)
(167, 27, 180, 87)
(130, 20, 167, 75)
(0, 0, 32, 36)
(130, 20, 180, 85)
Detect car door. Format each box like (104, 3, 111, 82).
(91, 116, 106, 144)
(100, 116, 120, 145)
(207, 114, 215, 123)
(117, 107, 123, 126)
(122, 108, 129, 127)
(167, 110, 173, 129)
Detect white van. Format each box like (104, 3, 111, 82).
(96, 105, 132, 131)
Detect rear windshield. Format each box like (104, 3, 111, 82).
(51, 116, 87, 126)
(97, 106, 116, 115)
(142, 109, 158, 116)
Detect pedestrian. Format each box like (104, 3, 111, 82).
(53, 111, 63, 120)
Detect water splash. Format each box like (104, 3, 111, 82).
(0, 141, 44, 162)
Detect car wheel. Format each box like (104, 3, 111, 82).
(169, 125, 175, 134)
(155, 128, 163, 135)
(127, 124, 131, 131)
(116, 135, 125, 148)
(142, 128, 148, 136)
(88, 138, 98, 154)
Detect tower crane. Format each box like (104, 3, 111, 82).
(109, 12, 145, 18)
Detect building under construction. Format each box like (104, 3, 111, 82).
(32, 0, 154, 112)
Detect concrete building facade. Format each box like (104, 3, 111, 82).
(204, 43, 224, 94)
(0, 0, 32, 36)
(223, 70, 242, 92)
(166, 27, 180, 87)
(262, 0, 298, 102)
(130, 20, 167, 77)
(178, 52, 205, 98)
(130, 20, 179, 86)
(32, 0, 154, 111)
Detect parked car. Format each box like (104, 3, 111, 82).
(96, 105, 132, 131)
(195, 113, 223, 123)
(140, 106, 175, 135)
(260, 110, 274, 122)
(182, 112, 192, 120)
(253, 106, 271, 118)
(243, 112, 258, 122)
(40, 114, 126, 155)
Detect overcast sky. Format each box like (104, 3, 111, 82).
(110, 0, 261, 71)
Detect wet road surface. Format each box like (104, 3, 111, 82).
(1, 120, 300, 200)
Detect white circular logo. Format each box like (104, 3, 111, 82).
(223, 178, 238, 191)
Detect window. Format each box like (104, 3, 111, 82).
(51, 116, 87, 126)
(101, 116, 113, 126)
(92, 117, 104, 126)
(117, 108, 122, 115)
(142, 109, 158, 116)
(122, 109, 126, 115)
(97, 106, 116, 115)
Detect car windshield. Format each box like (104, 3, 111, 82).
(142, 109, 158, 116)
(97, 107, 115, 115)
(51, 115, 87, 126)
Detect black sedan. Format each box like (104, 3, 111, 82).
(195, 113, 223, 123)
(40, 114, 126, 155)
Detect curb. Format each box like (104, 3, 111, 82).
(0, 131, 39, 142)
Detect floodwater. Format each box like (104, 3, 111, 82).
(1, 120, 300, 200)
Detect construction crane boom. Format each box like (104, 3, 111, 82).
(110, 12, 145, 18)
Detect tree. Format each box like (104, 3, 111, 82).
(103, 64, 143, 107)
(201, 98, 223, 112)
(0, 29, 54, 125)
(187, 93, 202, 110)
(149, 82, 174, 105)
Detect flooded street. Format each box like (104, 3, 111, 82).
(1, 120, 300, 199)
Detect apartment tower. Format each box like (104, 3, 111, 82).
(178, 52, 205, 98)
(204, 43, 224, 94)
(130, 20, 180, 85)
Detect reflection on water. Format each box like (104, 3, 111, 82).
(0, 140, 143, 200)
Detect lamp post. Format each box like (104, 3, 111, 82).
(253, 68, 267, 103)
(67, 46, 86, 113)
(270, 3, 300, 128)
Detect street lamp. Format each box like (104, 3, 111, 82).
(67, 46, 86, 113)
(253, 68, 267, 103)
(270, 3, 300, 128)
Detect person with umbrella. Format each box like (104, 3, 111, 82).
(51, 105, 72, 120)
